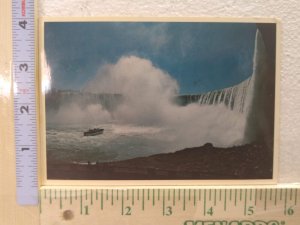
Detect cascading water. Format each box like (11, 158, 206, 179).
(177, 29, 269, 146)
(178, 77, 253, 113)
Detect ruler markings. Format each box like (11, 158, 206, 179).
(234, 189, 237, 206)
(194, 189, 196, 206)
(173, 189, 175, 206)
(132, 189, 134, 205)
(153, 189, 155, 206)
(101, 189, 103, 210)
(244, 189, 247, 216)
(80, 190, 82, 215)
(284, 188, 288, 215)
(70, 190, 72, 205)
(163, 189, 165, 216)
(264, 189, 268, 211)
(203, 189, 206, 216)
(224, 189, 227, 211)
(142, 189, 145, 210)
(121, 190, 124, 215)
(183, 189, 186, 211)
(275, 189, 278, 206)
(214, 189, 217, 206)
(40, 187, 300, 224)
(295, 189, 298, 206)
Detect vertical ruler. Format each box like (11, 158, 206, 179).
(40, 186, 300, 225)
(12, 0, 38, 205)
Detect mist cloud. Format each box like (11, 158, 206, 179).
(83, 55, 246, 147)
(48, 55, 247, 148)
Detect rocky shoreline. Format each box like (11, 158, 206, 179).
(47, 143, 273, 180)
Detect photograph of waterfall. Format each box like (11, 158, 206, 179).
(40, 19, 278, 181)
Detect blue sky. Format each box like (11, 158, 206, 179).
(44, 22, 257, 94)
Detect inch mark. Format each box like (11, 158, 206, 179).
(284, 189, 288, 215)
(234, 189, 237, 206)
(295, 189, 298, 206)
(244, 189, 247, 216)
(224, 190, 227, 211)
(142, 189, 145, 211)
(101, 189, 103, 210)
(204, 189, 207, 216)
(275, 189, 278, 206)
(264, 189, 268, 211)
(173, 189, 175, 206)
(183, 189, 186, 211)
(194, 189, 196, 206)
(132, 189, 134, 205)
(214, 189, 216, 206)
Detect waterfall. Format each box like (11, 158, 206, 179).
(177, 74, 254, 114)
(176, 29, 274, 146)
(177, 30, 265, 117)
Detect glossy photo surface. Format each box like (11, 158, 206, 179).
(41, 20, 278, 181)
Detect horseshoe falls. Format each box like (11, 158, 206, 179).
(176, 29, 272, 147)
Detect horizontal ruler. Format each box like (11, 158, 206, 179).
(40, 186, 300, 225)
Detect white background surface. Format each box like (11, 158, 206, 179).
(39, 0, 300, 183)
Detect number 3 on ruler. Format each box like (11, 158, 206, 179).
(19, 63, 28, 71)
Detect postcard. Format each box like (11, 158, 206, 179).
(39, 18, 279, 184)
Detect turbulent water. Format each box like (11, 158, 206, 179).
(46, 30, 265, 164)
(47, 123, 186, 163)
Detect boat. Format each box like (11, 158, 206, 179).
(83, 128, 104, 136)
